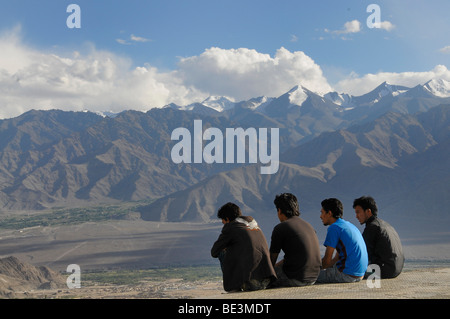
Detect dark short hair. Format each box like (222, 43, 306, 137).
(321, 198, 343, 219)
(353, 196, 378, 216)
(274, 193, 300, 218)
(217, 202, 242, 222)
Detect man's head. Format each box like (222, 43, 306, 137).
(320, 198, 343, 226)
(217, 202, 242, 224)
(353, 196, 378, 225)
(273, 193, 300, 221)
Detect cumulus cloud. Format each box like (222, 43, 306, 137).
(333, 65, 450, 95)
(0, 32, 334, 118)
(176, 47, 332, 99)
(0, 28, 202, 118)
(0, 25, 34, 74)
(342, 20, 362, 33)
(1, 26, 449, 119)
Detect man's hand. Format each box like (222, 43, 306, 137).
(322, 246, 339, 269)
(270, 252, 279, 267)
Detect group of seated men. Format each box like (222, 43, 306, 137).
(211, 194, 404, 292)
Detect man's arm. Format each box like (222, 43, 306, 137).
(270, 252, 280, 267)
(211, 226, 230, 258)
(322, 246, 340, 269)
(362, 224, 378, 264)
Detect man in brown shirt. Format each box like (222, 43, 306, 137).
(270, 193, 322, 287)
(211, 202, 276, 292)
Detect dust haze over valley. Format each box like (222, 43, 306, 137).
(0, 80, 450, 280)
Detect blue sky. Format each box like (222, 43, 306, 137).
(0, 0, 449, 117)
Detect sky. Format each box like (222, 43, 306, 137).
(0, 0, 449, 118)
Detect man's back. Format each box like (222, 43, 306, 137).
(270, 216, 321, 282)
(325, 218, 368, 277)
(211, 216, 276, 291)
(363, 216, 404, 278)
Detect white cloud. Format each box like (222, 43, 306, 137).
(0, 29, 333, 118)
(374, 21, 395, 32)
(0, 27, 201, 118)
(116, 38, 130, 45)
(333, 65, 450, 95)
(130, 34, 151, 43)
(327, 20, 361, 35)
(117, 34, 151, 45)
(0, 25, 34, 74)
(343, 20, 362, 33)
(1, 26, 449, 119)
(439, 46, 450, 54)
(176, 47, 332, 99)
(325, 19, 394, 36)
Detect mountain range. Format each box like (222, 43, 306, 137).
(0, 78, 449, 234)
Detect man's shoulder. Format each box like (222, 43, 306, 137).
(365, 217, 386, 231)
(293, 216, 317, 231)
(273, 220, 287, 232)
(277, 216, 307, 228)
(329, 218, 357, 234)
(367, 217, 400, 238)
(272, 217, 296, 233)
(329, 218, 345, 229)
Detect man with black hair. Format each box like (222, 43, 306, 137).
(354, 196, 404, 279)
(211, 202, 276, 292)
(317, 198, 368, 283)
(269, 193, 321, 287)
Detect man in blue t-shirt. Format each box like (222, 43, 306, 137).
(317, 198, 368, 283)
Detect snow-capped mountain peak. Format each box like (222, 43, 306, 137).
(201, 95, 236, 112)
(423, 78, 450, 98)
(324, 82, 411, 109)
(242, 96, 274, 110)
(166, 79, 450, 116)
(93, 110, 120, 118)
(287, 85, 309, 106)
(368, 81, 410, 100)
(377, 81, 395, 96)
(323, 91, 353, 107)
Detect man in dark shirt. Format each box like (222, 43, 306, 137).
(353, 196, 404, 279)
(211, 202, 276, 292)
(269, 193, 322, 287)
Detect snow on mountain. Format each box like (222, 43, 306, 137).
(232, 96, 275, 113)
(245, 96, 274, 110)
(164, 102, 194, 111)
(377, 81, 400, 95)
(423, 78, 450, 98)
(93, 110, 120, 118)
(324, 81, 410, 109)
(166, 79, 449, 115)
(201, 96, 236, 112)
(359, 81, 409, 105)
(287, 85, 308, 106)
(323, 91, 354, 108)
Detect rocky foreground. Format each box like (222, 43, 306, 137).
(0, 256, 449, 299)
